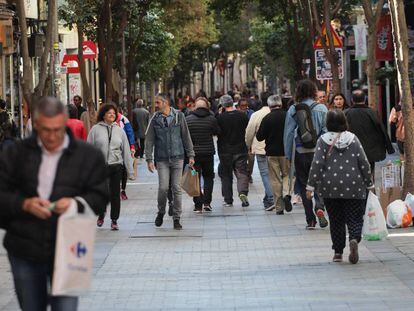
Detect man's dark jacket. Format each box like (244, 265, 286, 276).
(345, 104, 394, 163)
(0, 130, 108, 263)
(186, 107, 220, 156)
(256, 108, 286, 156)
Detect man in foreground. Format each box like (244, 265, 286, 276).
(0, 97, 108, 310)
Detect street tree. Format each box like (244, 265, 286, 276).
(60, 0, 97, 123)
(388, 0, 414, 195)
(15, 0, 56, 109)
(309, 0, 345, 94)
(361, 0, 385, 109)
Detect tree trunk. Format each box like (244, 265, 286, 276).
(77, 23, 96, 125)
(15, 0, 33, 108)
(35, 0, 54, 98)
(362, 0, 385, 110)
(366, 28, 378, 109)
(389, 0, 414, 196)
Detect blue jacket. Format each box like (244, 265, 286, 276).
(145, 108, 195, 162)
(283, 98, 328, 160)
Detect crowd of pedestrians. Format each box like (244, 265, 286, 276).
(0, 79, 400, 310)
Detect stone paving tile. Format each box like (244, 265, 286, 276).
(2, 156, 414, 310)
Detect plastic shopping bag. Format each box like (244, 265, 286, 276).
(363, 191, 388, 241)
(52, 197, 96, 296)
(386, 200, 413, 228)
(181, 165, 200, 197)
(404, 193, 414, 214)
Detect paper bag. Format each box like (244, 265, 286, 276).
(378, 187, 402, 217)
(181, 166, 200, 197)
(52, 197, 96, 296)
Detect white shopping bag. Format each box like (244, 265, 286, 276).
(386, 200, 412, 228)
(52, 197, 96, 296)
(363, 191, 388, 241)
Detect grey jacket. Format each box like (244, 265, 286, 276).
(132, 107, 150, 139)
(145, 108, 195, 162)
(306, 131, 373, 200)
(87, 122, 134, 177)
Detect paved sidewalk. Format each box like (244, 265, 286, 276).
(2, 157, 414, 310)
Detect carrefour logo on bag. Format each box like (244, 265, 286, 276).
(70, 242, 87, 258)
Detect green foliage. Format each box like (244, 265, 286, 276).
(134, 10, 179, 82)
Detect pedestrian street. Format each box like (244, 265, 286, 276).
(2, 157, 414, 310)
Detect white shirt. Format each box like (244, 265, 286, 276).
(37, 134, 70, 200)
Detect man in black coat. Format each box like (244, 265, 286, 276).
(345, 89, 394, 174)
(256, 95, 288, 213)
(216, 95, 250, 207)
(186, 97, 220, 213)
(0, 97, 108, 311)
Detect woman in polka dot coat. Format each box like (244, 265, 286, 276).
(306, 110, 374, 264)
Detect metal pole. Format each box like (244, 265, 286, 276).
(385, 60, 391, 137)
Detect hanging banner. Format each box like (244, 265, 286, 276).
(376, 15, 394, 61)
(353, 24, 368, 60)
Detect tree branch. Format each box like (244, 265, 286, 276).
(332, 0, 344, 17)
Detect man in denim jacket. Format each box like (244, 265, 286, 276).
(283, 80, 328, 229)
(145, 94, 195, 230)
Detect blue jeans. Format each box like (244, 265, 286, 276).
(157, 159, 184, 220)
(8, 255, 78, 311)
(256, 155, 274, 205)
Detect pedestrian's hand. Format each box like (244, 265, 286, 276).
(189, 158, 195, 168)
(54, 198, 74, 214)
(148, 161, 155, 173)
(306, 190, 313, 201)
(22, 197, 52, 220)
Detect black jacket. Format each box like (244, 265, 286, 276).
(345, 105, 394, 163)
(216, 110, 249, 155)
(186, 108, 220, 157)
(256, 108, 286, 156)
(0, 130, 108, 263)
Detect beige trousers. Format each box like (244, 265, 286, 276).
(267, 156, 289, 211)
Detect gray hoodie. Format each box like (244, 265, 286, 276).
(306, 131, 373, 200)
(87, 122, 134, 177)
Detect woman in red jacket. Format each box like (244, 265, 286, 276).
(66, 104, 87, 140)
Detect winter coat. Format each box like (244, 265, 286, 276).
(66, 118, 87, 141)
(256, 108, 286, 157)
(306, 131, 373, 200)
(116, 113, 135, 149)
(186, 107, 220, 157)
(216, 109, 249, 155)
(345, 104, 394, 163)
(245, 106, 270, 155)
(0, 130, 108, 263)
(284, 99, 328, 160)
(132, 107, 150, 139)
(87, 121, 134, 177)
(389, 106, 405, 142)
(145, 107, 195, 162)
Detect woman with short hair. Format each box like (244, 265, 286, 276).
(87, 103, 134, 230)
(306, 109, 373, 264)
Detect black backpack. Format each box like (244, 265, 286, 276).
(294, 102, 318, 149)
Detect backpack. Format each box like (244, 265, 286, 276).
(294, 102, 318, 149)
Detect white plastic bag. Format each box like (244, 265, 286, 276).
(363, 191, 388, 241)
(386, 200, 412, 228)
(404, 193, 414, 214)
(52, 197, 96, 296)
